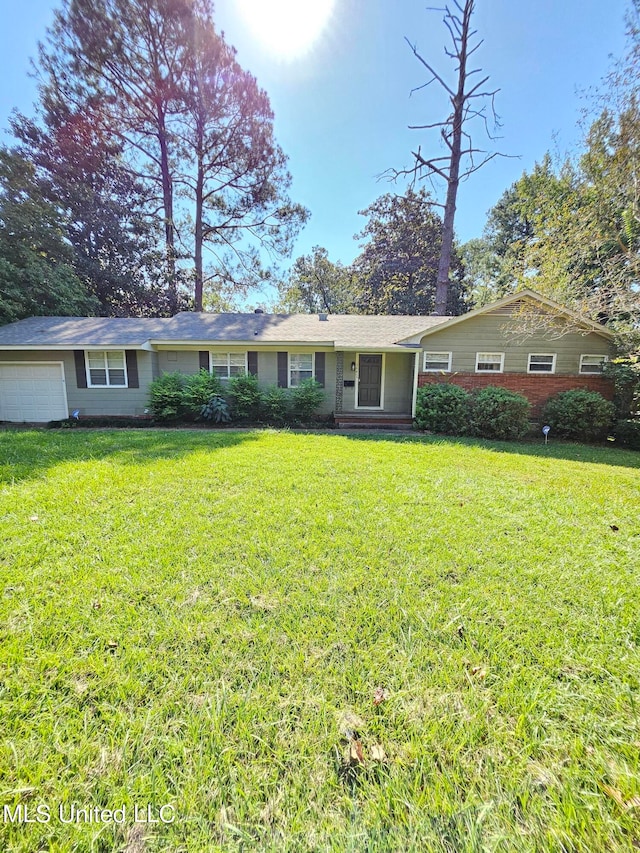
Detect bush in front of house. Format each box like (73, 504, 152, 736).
(182, 369, 223, 419)
(148, 372, 186, 421)
(613, 418, 640, 449)
(227, 373, 263, 421)
(603, 357, 640, 419)
(469, 386, 531, 440)
(201, 395, 232, 424)
(541, 389, 615, 442)
(414, 383, 471, 434)
(290, 378, 325, 422)
(261, 385, 290, 425)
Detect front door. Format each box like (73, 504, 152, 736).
(357, 354, 382, 408)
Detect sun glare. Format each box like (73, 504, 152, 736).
(236, 0, 336, 61)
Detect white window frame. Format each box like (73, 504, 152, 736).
(85, 350, 128, 388)
(209, 351, 248, 380)
(579, 354, 608, 375)
(288, 352, 315, 388)
(423, 351, 452, 372)
(527, 353, 557, 374)
(475, 352, 505, 373)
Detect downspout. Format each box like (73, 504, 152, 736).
(411, 350, 420, 420)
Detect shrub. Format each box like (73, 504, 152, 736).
(541, 389, 615, 442)
(227, 373, 262, 421)
(470, 386, 531, 440)
(603, 357, 640, 419)
(613, 419, 640, 449)
(262, 386, 290, 425)
(201, 395, 232, 424)
(148, 372, 186, 421)
(289, 378, 325, 422)
(414, 383, 471, 434)
(183, 370, 223, 418)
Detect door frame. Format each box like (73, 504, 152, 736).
(0, 361, 68, 422)
(355, 352, 385, 410)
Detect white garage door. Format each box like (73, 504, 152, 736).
(0, 362, 68, 422)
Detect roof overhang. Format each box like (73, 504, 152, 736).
(0, 342, 154, 351)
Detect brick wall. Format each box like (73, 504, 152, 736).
(417, 372, 614, 417)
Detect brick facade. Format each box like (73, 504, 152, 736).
(417, 372, 614, 417)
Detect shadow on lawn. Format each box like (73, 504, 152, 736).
(337, 430, 640, 470)
(0, 428, 261, 485)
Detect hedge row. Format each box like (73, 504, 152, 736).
(415, 384, 619, 443)
(148, 370, 326, 425)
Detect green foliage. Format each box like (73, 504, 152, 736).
(201, 395, 232, 424)
(603, 357, 640, 418)
(182, 369, 223, 418)
(414, 383, 471, 434)
(148, 372, 186, 421)
(470, 386, 531, 440)
(0, 148, 97, 324)
(278, 246, 357, 313)
(227, 373, 262, 421)
(542, 389, 615, 442)
(261, 385, 290, 425)
(613, 418, 640, 449)
(352, 187, 467, 315)
(289, 378, 325, 422)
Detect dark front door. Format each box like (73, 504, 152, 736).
(358, 354, 382, 407)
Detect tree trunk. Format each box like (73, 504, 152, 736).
(157, 104, 177, 314)
(194, 147, 204, 312)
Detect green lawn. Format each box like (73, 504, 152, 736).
(1, 429, 639, 852)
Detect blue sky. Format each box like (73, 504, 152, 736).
(0, 0, 631, 272)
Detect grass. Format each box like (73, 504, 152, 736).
(0, 428, 639, 852)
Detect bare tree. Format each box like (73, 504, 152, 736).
(393, 0, 503, 315)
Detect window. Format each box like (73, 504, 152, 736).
(289, 353, 313, 386)
(475, 352, 504, 373)
(86, 350, 127, 387)
(210, 352, 246, 380)
(423, 352, 452, 372)
(528, 353, 556, 374)
(580, 354, 608, 375)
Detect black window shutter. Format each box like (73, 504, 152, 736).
(248, 351, 258, 376)
(125, 351, 139, 388)
(314, 352, 325, 387)
(277, 352, 288, 388)
(199, 351, 209, 371)
(74, 350, 87, 388)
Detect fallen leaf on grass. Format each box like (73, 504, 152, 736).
(349, 740, 364, 765)
(603, 784, 640, 809)
(468, 664, 487, 679)
(371, 744, 386, 762)
(106, 640, 118, 653)
(29, 515, 39, 522)
(373, 686, 389, 706)
(610, 524, 620, 532)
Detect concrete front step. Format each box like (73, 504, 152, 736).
(334, 414, 414, 430)
(335, 421, 414, 430)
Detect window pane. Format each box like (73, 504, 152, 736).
(88, 351, 105, 368)
(228, 353, 246, 376)
(580, 355, 606, 374)
(212, 365, 229, 378)
(108, 369, 126, 385)
(477, 353, 502, 371)
(290, 354, 313, 387)
(106, 352, 125, 368)
(89, 368, 107, 385)
(424, 352, 450, 370)
(529, 354, 554, 372)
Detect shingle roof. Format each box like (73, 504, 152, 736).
(0, 312, 451, 349)
(156, 312, 450, 349)
(0, 316, 170, 347)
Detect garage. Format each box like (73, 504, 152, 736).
(0, 362, 68, 422)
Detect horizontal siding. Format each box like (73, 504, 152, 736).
(158, 348, 337, 416)
(0, 350, 154, 416)
(420, 314, 612, 374)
